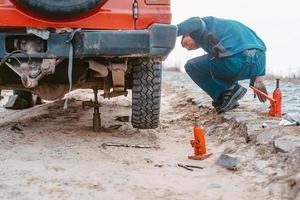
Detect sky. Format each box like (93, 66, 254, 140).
(165, 0, 300, 77)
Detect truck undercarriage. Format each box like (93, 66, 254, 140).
(0, 0, 176, 130)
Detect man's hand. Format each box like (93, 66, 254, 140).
(254, 76, 268, 103)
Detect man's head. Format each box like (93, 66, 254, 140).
(177, 17, 206, 51)
(181, 35, 198, 50)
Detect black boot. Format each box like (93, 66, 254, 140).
(216, 83, 247, 114)
(212, 100, 239, 109)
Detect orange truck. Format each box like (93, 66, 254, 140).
(0, 0, 177, 129)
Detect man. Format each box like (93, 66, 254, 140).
(177, 16, 268, 113)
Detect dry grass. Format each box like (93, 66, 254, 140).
(264, 74, 300, 83)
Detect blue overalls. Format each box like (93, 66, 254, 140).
(177, 16, 267, 101)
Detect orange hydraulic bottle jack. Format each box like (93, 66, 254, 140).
(188, 116, 213, 160)
(250, 79, 282, 118)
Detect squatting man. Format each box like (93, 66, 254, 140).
(177, 16, 268, 113)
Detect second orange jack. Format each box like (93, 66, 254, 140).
(188, 115, 212, 160)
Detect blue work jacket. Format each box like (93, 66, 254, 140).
(177, 16, 266, 58)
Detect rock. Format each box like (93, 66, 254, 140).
(103, 124, 122, 132)
(285, 112, 300, 124)
(154, 164, 163, 168)
(223, 115, 233, 121)
(256, 130, 281, 145)
(186, 98, 193, 103)
(274, 136, 300, 153)
(246, 124, 261, 135)
(215, 154, 240, 170)
(116, 116, 130, 122)
(287, 178, 297, 187)
(11, 123, 23, 132)
(262, 123, 268, 128)
(144, 158, 153, 163)
(280, 112, 300, 126)
(191, 98, 202, 105)
(264, 119, 282, 127)
(233, 112, 258, 123)
(279, 119, 295, 126)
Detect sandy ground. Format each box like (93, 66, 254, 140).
(0, 72, 299, 200)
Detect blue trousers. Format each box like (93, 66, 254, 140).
(184, 50, 266, 101)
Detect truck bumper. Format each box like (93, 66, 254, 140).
(0, 24, 177, 59)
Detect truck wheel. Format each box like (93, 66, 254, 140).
(15, 0, 105, 19)
(131, 59, 162, 129)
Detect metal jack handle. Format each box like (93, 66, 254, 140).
(250, 79, 282, 118)
(93, 89, 101, 132)
(82, 89, 102, 132)
(250, 86, 276, 103)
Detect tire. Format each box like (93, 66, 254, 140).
(13, 90, 34, 105)
(131, 59, 162, 129)
(11, 90, 34, 109)
(15, 0, 105, 19)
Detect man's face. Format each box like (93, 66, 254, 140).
(181, 35, 198, 50)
